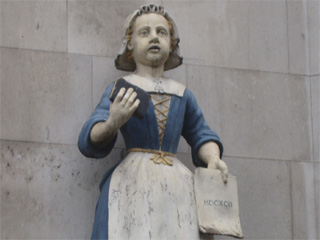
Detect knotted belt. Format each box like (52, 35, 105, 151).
(126, 148, 175, 166)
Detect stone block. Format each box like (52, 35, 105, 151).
(164, 64, 187, 85)
(0, 48, 92, 145)
(163, 1, 288, 73)
(177, 136, 189, 154)
(176, 151, 195, 173)
(246, 0, 288, 73)
(315, 163, 320, 239)
(222, 157, 292, 240)
(291, 162, 317, 239)
(0, 0, 67, 52)
(311, 76, 319, 162)
(288, 0, 320, 75)
(308, 0, 320, 75)
(163, 1, 250, 70)
(68, 0, 151, 57)
(287, 0, 310, 75)
(187, 65, 312, 161)
(92, 56, 127, 108)
(1, 140, 121, 239)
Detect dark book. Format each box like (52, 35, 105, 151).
(109, 78, 150, 119)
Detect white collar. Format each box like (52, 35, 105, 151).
(122, 74, 186, 97)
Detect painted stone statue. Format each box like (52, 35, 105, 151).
(78, 4, 228, 239)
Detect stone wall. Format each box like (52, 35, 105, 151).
(1, 0, 319, 239)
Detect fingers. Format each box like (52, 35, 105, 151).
(129, 99, 140, 112)
(114, 88, 127, 103)
(217, 160, 228, 183)
(121, 88, 134, 106)
(207, 158, 229, 184)
(113, 87, 140, 115)
(115, 88, 138, 107)
(125, 91, 138, 108)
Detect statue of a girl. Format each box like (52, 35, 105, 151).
(78, 4, 228, 239)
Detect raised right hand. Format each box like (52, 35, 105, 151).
(90, 87, 140, 147)
(109, 87, 140, 129)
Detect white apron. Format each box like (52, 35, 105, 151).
(108, 151, 201, 240)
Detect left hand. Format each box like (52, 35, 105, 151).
(198, 142, 228, 183)
(208, 155, 228, 183)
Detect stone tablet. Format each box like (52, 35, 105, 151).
(194, 168, 244, 238)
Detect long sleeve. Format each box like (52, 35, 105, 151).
(181, 89, 223, 167)
(78, 83, 117, 158)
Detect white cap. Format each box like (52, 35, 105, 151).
(115, 4, 183, 71)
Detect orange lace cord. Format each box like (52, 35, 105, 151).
(126, 148, 176, 166)
(151, 94, 172, 147)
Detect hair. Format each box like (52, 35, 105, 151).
(124, 13, 177, 64)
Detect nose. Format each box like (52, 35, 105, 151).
(149, 30, 159, 43)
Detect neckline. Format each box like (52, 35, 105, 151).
(122, 74, 186, 97)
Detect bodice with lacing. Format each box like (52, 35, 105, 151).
(150, 93, 172, 147)
(127, 93, 174, 166)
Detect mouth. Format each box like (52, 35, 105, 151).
(148, 45, 160, 53)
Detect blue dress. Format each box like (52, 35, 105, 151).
(78, 82, 223, 239)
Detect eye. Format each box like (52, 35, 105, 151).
(140, 30, 149, 36)
(158, 29, 167, 36)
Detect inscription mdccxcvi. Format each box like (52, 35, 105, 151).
(204, 200, 233, 208)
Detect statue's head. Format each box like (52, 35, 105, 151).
(115, 4, 183, 71)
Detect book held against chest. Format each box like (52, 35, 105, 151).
(110, 78, 150, 119)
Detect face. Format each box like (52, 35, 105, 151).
(127, 13, 172, 68)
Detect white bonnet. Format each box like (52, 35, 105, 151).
(115, 4, 183, 71)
